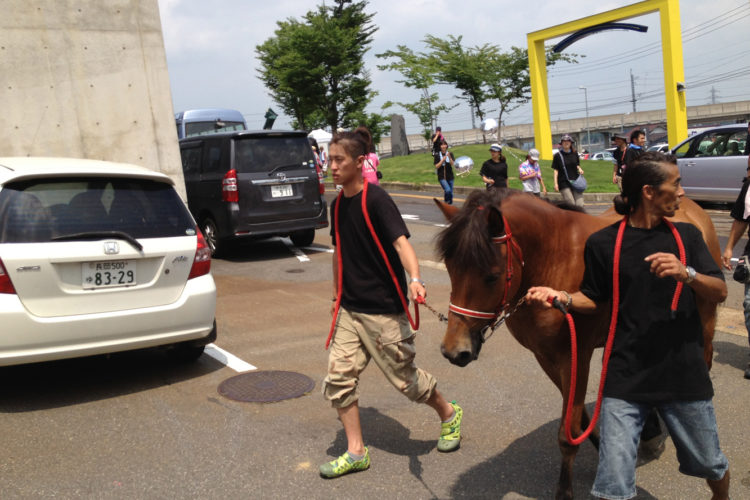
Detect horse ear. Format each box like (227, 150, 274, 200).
(487, 206, 505, 237)
(434, 198, 459, 221)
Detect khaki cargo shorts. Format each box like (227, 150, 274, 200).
(322, 307, 437, 408)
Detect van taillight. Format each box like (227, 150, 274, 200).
(0, 258, 16, 294)
(222, 169, 239, 202)
(188, 227, 212, 279)
(315, 163, 325, 195)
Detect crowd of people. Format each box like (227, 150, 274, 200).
(317, 123, 745, 499)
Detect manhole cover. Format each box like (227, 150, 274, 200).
(218, 370, 315, 403)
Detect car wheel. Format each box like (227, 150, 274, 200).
(166, 320, 216, 363)
(200, 217, 221, 256)
(290, 228, 315, 247)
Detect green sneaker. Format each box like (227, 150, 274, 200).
(319, 447, 370, 478)
(437, 401, 462, 452)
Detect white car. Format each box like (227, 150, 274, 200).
(0, 157, 217, 366)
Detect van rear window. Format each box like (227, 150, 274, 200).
(234, 136, 315, 173)
(0, 178, 195, 243)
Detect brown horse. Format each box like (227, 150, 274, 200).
(435, 188, 720, 500)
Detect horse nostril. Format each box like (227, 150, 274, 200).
(454, 350, 473, 367)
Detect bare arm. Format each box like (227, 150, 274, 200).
(722, 219, 748, 269)
(645, 252, 727, 303)
(553, 169, 559, 191)
(392, 235, 426, 301)
(525, 287, 600, 314)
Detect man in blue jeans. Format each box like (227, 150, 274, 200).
(526, 152, 730, 499)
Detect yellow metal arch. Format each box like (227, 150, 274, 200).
(527, 0, 686, 160)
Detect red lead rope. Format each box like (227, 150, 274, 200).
(560, 216, 686, 445)
(326, 180, 420, 349)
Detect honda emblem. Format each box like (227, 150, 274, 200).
(104, 241, 120, 255)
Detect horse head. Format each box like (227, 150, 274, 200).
(435, 189, 524, 366)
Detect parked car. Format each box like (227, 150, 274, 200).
(647, 143, 670, 153)
(0, 157, 217, 367)
(589, 151, 616, 163)
(672, 123, 748, 203)
(179, 130, 329, 255)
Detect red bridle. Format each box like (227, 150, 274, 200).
(448, 215, 524, 340)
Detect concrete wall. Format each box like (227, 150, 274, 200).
(378, 100, 750, 156)
(0, 0, 184, 197)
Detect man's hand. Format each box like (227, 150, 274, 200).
(645, 252, 689, 281)
(409, 280, 426, 303)
(721, 248, 734, 270)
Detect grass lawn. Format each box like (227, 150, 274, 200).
(378, 144, 620, 193)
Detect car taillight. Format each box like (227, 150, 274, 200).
(0, 258, 16, 294)
(188, 227, 212, 279)
(222, 169, 238, 202)
(315, 163, 325, 195)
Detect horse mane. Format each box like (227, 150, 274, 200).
(436, 188, 516, 272)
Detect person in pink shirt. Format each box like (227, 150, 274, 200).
(359, 127, 381, 185)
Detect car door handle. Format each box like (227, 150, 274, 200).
(685, 161, 696, 167)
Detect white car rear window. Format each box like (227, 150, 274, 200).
(0, 178, 195, 243)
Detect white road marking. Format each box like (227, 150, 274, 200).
(280, 237, 311, 262)
(401, 214, 419, 220)
(204, 344, 257, 372)
(302, 245, 334, 253)
(421, 259, 447, 271)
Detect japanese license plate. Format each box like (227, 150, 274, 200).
(82, 260, 136, 289)
(271, 184, 293, 198)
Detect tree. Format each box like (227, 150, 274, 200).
(423, 35, 492, 131)
(482, 46, 578, 139)
(255, 1, 377, 131)
(377, 45, 455, 143)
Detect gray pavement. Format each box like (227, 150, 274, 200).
(0, 191, 748, 499)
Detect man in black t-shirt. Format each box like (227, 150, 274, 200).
(622, 129, 646, 174)
(721, 156, 750, 379)
(526, 152, 730, 499)
(319, 128, 463, 479)
(611, 132, 628, 190)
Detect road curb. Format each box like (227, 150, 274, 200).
(325, 180, 618, 203)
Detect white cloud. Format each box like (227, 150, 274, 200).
(157, 0, 750, 132)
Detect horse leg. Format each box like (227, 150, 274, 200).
(580, 406, 599, 450)
(534, 351, 591, 500)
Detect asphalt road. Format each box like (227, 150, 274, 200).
(1, 188, 749, 499)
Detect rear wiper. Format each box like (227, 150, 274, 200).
(51, 231, 144, 252)
(267, 162, 307, 177)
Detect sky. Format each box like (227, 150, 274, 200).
(157, 0, 750, 135)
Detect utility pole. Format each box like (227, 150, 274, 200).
(710, 86, 718, 105)
(630, 69, 637, 113)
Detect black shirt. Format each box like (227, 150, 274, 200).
(580, 221, 721, 403)
(615, 147, 627, 176)
(729, 177, 750, 256)
(551, 150, 580, 190)
(433, 151, 455, 181)
(330, 184, 410, 314)
(479, 159, 508, 188)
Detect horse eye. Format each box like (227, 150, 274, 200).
(484, 273, 500, 285)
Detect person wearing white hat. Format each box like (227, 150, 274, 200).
(518, 148, 547, 197)
(480, 144, 508, 189)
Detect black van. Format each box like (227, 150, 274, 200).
(179, 130, 328, 254)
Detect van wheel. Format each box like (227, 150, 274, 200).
(200, 217, 221, 256)
(290, 228, 315, 247)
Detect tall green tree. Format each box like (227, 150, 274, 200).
(255, 1, 377, 131)
(377, 45, 455, 143)
(423, 35, 492, 128)
(482, 46, 578, 138)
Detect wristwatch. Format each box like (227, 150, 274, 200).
(685, 266, 696, 283)
(411, 277, 426, 287)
